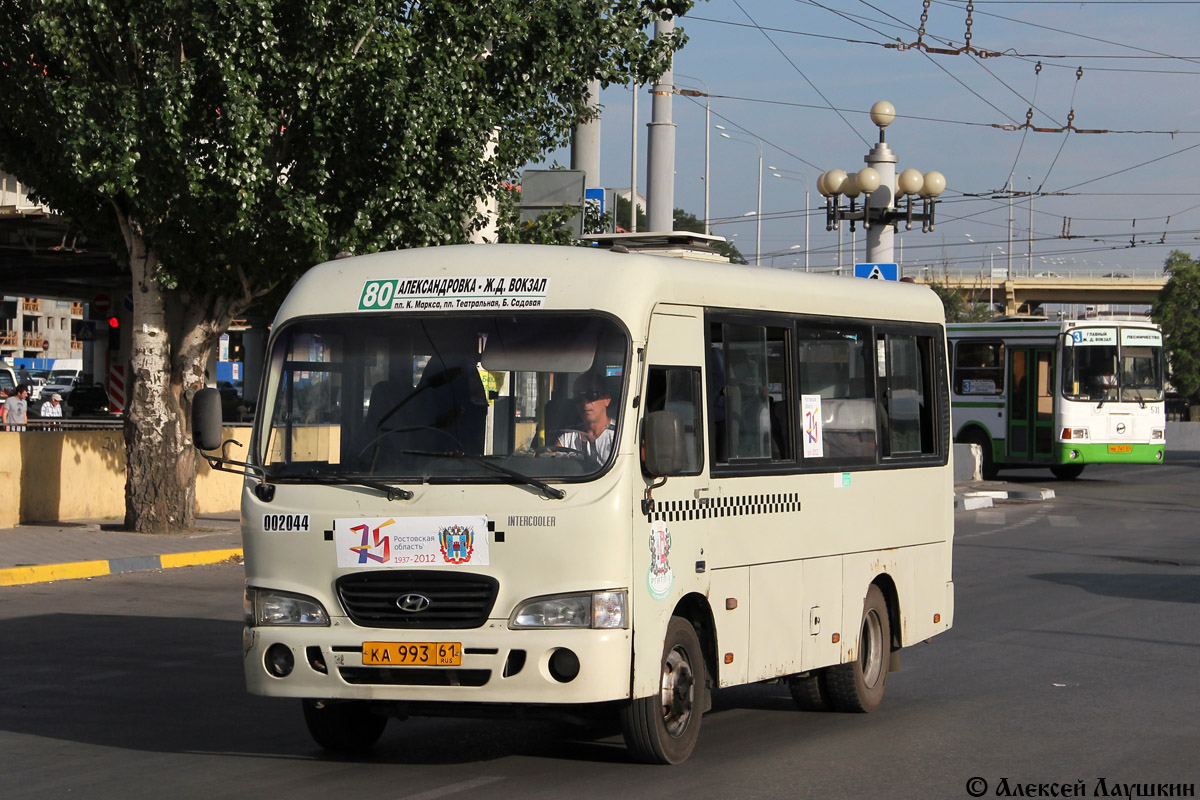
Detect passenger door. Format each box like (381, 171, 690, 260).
(1007, 347, 1055, 463)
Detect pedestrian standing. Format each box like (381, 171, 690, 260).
(2, 384, 30, 431)
(40, 391, 64, 428)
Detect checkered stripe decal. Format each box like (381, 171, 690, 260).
(648, 493, 802, 522)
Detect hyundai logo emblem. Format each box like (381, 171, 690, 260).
(396, 593, 432, 613)
(1116, 422, 1126, 434)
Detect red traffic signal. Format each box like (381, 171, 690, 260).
(107, 316, 119, 328)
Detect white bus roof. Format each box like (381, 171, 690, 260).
(947, 317, 1161, 342)
(275, 244, 946, 329)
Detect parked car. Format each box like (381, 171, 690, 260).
(40, 372, 80, 401)
(66, 384, 115, 417)
(25, 375, 48, 402)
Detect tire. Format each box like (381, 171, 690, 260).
(619, 616, 707, 765)
(825, 585, 891, 713)
(787, 670, 830, 712)
(302, 699, 388, 753)
(1050, 463, 1085, 480)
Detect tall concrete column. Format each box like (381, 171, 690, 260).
(646, 14, 676, 232)
(571, 80, 602, 188)
(864, 140, 897, 265)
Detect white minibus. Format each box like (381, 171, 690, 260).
(194, 243, 955, 764)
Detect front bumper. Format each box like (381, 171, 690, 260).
(243, 620, 632, 705)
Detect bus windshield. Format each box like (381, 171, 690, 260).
(1061, 326, 1164, 403)
(257, 313, 628, 483)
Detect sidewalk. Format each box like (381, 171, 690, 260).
(0, 512, 242, 587)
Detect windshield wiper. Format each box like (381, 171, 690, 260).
(276, 470, 414, 501)
(402, 450, 566, 500)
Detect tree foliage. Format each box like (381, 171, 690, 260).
(0, 0, 692, 531)
(924, 270, 994, 322)
(1151, 250, 1200, 401)
(672, 207, 745, 263)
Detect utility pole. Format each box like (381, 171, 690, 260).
(1027, 176, 1033, 277)
(646, 12, 677, 232)
(1007, 176, 1013, 278)
(630, 85, 638, 233)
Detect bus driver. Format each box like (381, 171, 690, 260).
(556, 372, 616, 466)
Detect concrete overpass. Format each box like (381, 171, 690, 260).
(913, 272, 1166, 315)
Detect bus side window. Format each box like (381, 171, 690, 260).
(709, 322, 792, 464)
(879, 333, 938, 456)
(797, 325, 876, 463)
(644, 366, 703, 474)
(954, 340, 1004, 395)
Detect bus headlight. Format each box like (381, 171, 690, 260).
(510, 590, 628, 629)
(245, 587, 330, 627)
(1152, 428, 1165, 441)
(1061, 427, 1089, 440)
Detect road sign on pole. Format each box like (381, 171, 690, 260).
(854, 263, 899, 281)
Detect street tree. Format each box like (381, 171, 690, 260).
(672, 207, 745, 263)
(1151, 250, 1200, 401)
(0, 0, 691, 531)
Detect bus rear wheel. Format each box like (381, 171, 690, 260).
(1050, 463, 1085, 480)
(302, 699, 388, 753)
(619, 616, 706, 764)
(824, 585, 891, 713)
(787, 670, 830, 711)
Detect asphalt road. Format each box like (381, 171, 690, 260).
(2, 457, 1198, 799)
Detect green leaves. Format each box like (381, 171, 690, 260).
(1151, 250, 1200, 401)
(0, 0, 696, 301)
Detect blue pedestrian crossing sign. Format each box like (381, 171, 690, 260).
(854, 263, 899, 281)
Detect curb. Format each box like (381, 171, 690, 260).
(954, 493, 994, 512)
(953, 485, 1056, 512)
(0, 548, 243, 587)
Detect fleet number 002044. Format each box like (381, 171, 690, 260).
(362, 642, 462, 666)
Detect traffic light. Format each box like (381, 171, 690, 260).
(107, 315, 120, 351)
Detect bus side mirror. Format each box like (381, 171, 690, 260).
(643, 410, 687, 477)
(192, 387, 224, 451)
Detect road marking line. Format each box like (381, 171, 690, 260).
(401, 777, 505, 800)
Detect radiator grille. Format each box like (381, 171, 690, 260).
(336, 570, 499, 629)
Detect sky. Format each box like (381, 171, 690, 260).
(532, 0, 1200, 277)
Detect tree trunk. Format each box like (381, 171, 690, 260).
(118, 216, 237, 533)
(120, 228, 195, 532)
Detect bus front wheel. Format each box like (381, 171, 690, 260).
(302, 699, 388, 753)
(619, 616, 707, 765)
(1051, 463, 1085, 480)
(824, 585, 891, 713)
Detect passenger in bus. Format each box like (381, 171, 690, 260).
(555, 372, 616, 466)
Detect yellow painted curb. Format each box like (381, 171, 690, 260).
(0, 549, 244, 587)
(160, 548, 243, 568)
(0, 559, 111, 586)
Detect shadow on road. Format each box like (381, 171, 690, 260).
(1032, 572, 1200, 604)
(0, 612, 828, 766)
